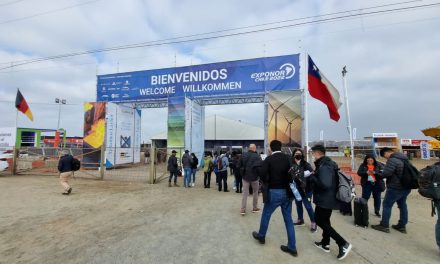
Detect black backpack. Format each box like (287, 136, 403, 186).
(418, 164, 440, 200)
(217, 157, 223, 170)
(399, 159, 420, 189)
(72, 158, 81, 171)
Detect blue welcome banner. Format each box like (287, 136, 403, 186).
(97, 54, 300, 102)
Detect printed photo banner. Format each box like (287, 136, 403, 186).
(267, 91, 302, 147)
(97, 54, 300, 102)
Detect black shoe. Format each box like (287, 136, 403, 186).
(371, 224, 390, 233)
(280, 245, 298, 257)
(337, 243, 352, 260)
(252, 231, 265, 244)
(391, 224, 407, 234)
(375, 212, 381, 217)
(224, 190, 230, 192)
(236, 190, 240, 193)
(314, 241, 330, 253)
(67, 188, 72, 194)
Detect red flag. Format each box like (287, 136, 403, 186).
(308, 56, 342, 122)
(15, 90, 34, 121)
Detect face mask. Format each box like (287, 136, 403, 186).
(294, 154, 302, 160)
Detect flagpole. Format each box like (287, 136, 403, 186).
(302, 51, 310, 160)
(15, 88, 19, 129)
(342, 66, 355, 170)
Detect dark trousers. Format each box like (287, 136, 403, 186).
(235, 172, 242, 192)
(218, 170, 228, 192)
(315, 206, 347, 247)
(362, 182, 382, 214)
(204, 171, 212, 187)
(168, 171, 177, 183)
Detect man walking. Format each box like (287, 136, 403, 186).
(182, 150, 193, 188)
(371, 147, 412, 234)
(252, 140, 298, 257)
(310, 144, 352, 260)
(167, 150, 179, 187)
(217, 152, 229, 192)
(57, 149, 74, 195)
(240, 144, 262, 215)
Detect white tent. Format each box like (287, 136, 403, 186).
(151, 115, 263, 141)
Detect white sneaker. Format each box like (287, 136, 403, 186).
(192, 183, 195, 187)
(233, 186, 236, 190)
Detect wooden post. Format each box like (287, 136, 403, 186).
(100, 144, 105, 180)
(149, 142, 156, 184)
(12, 147, 18, 175)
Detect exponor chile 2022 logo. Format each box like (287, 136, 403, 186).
(250, 63, 296, 82)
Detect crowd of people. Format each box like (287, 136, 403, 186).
(57, 141, 440, 260)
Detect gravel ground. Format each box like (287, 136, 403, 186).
(0, 172, 439, 264)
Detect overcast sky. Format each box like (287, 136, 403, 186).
(0, 0, 439, 144)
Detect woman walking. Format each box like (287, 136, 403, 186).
(291, 148, 317, 232)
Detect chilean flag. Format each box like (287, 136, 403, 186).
(15, 89, 34, 121)
(308, 56, 342, 122)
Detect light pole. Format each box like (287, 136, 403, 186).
(55, 98, 66, 130)
(342, 67, 355, 170)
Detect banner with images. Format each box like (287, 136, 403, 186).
(267, 91, 302, 148)
(115, 104, 135, 165)
(168, 96, 185, 149)
(105, 103, 142, 168)
(97, 54, 300, 102)
(105, 103, 117, 167)
(185, 98, 204, 161)
(83, 102, 106, 167)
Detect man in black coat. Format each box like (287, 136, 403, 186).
(58, 149, 74, 195)
(240, 144, 262, 215)
(310, 145, 352, 260)
(168, 150, 179, 187)
(252, 140, 298, 257)
(371, 147, 412, 234)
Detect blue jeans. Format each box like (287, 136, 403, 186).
(191, 168, 197, 183)
(258, 189, 296, 250)
(184, 168, 192, 187)
(362, 182, 382, 213)
(381, 188, 411, 227)
(295, 191, 315, 222)
(436, 201, 440, 249)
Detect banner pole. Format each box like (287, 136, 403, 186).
(342, 66, 355, 170)
(302, 52, 310, 160)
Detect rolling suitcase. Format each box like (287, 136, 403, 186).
(354, 197, 369, 228)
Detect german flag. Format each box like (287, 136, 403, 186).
(15, 90, 34, 121)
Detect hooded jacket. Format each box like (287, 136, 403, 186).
(311, 156, 339, 210)
(382, 152, 408, 190)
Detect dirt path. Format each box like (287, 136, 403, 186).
(0, 174, 439, 264)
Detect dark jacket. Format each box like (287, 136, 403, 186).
(382, 152, 407, 190)
(261, 152, 292, 194)
(357, 163, 384, 187)
(240, 150, 262, 182)
(168, 155, 178, 173)
(182, 153, 193, 169)
(310, 156, 339, 210)
(291, 159, 314, 194)
(58, 154, 74, 173)
(191, 156, 199, 170)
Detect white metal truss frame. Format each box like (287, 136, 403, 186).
(117, 94, 267, 109)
